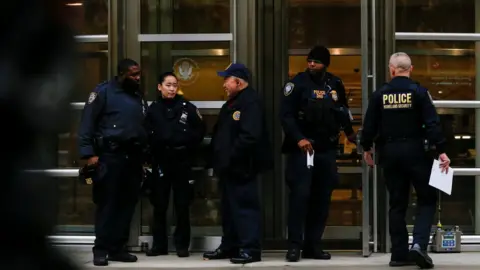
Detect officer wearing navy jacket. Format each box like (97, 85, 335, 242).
(361, 52, 451, 269)
(280, 46, 356, 262)
(78, 58, 148, 266)
(203, 63, 272, 264)
(144, 72, 206, 258)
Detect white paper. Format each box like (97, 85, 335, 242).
(428, 159, 454, 195)
(307, 151, 315, 168)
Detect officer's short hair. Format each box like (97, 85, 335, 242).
(389, 52, 412, 71)
(117, 58, 139, 75)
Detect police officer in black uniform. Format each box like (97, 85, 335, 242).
(202, 63, 272, 264)
(280, 46, 356, 262)
(145, 72, 206, 258)
(361, 52, 451, 269)
(78, 58, 148, 266)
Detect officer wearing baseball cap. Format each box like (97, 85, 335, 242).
(203, 62, 272, 264)
(280, 45, 356, 262)
(217, 63, 251, 81)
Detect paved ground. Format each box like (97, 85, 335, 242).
(58, 246, 480, 269)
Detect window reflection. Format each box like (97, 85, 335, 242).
(73, 43, 109, 102)
(397, 42, 475, 100)
(141, 42, 230, 100)
(406, 176, 475, 234)
(438, 111, 476, 168)
(288, 0, 360, 49)
(396, 0, 474, 33)
(329, 173, 362, 226)
(140, 0, 230, 34)
(55, 177, 95, 233)
(65, 0, 108, 35)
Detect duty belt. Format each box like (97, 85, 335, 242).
(384, 136, 422, 142)
(101, 138, 144, 154)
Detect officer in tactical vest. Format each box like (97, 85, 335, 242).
(280, 46, 356, 262)
(361, 52, 450, 269)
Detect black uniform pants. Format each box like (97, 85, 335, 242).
(149, 160, 194, 251)
(92, 153, 142, 256)
(285, 149, 338, 251)
(379, 141, 437, 260)
(218, 172, 261, 254)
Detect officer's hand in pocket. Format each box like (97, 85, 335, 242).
(297, 139, 313, 154)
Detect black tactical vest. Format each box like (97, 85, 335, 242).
(301, 88, 340, 141)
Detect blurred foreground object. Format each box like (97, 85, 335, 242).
(1, 1, 80, 269)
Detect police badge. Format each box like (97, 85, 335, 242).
(232, 111, 241, 121)
(179, 111, 188, 124)
(331, 90, 338, 101)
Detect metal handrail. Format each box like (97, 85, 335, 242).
(70, 100, 480, 111)
(70, 101, 225, 110)
(26, 167, 480, 177)
(138, 33, 233, 42)
(433, 100, 480, 109)
(25, 167, 205, 177)
(396, 32, 480, 41)
(75, 35, 108, 43)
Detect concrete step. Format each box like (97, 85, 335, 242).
(60, 248, 480, 269)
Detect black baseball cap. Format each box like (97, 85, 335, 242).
(217, 63, 250, 82)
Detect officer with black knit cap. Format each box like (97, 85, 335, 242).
(280, 45, 356, 262)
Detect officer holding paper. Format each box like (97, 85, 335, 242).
(280, 45, 356, 262)
(361, 52, 450, 269)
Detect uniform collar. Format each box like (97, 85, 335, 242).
(226, 86, 248, 107)
(391, 76, 411, 82)
(110, 77, 123, 92)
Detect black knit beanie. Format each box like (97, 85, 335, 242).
(307, 46, 331, 67)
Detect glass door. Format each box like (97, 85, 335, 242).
(135, 0, 234, 252)
(286, 0, 374, 256)
(360, 0, 376, 257)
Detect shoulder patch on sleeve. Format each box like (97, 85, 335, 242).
(196, 108, 202, 120)
(87, 92, 97, 104)
(284, 82, 295, 96)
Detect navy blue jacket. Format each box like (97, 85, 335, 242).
(280, 71, 354, 153)
(209, 86, 273, 176)
(361, 76, 446, 153)
(77, 78, 148, 159)
(145, 95, 205, 156)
